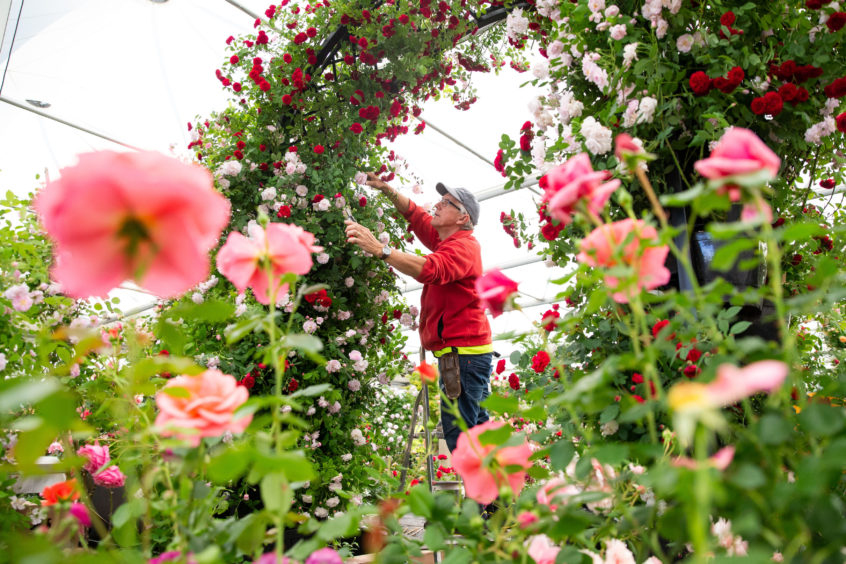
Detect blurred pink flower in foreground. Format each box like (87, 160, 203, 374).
(77, 443, 110, 474)
(672, 445, 736, 471)
(694, 127, 781, 201)
(577, 218, 670, 303)
(155, 369, 252, 446)
(475, 268, 520, 317)
(93, 465, 126, 488)
(669, 360, 789, 413)
(541, 153, 620, 225)
(304, 547, 342, 564)
(69, 502, 91, 528)
(526, 534, 560, 564)
(452, 421, 532, 504)
(216, 222, 322, 305)
(35, 151, 230, 298)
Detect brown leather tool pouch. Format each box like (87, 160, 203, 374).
(440, 349, 462, 400)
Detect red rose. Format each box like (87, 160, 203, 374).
(233, 82, 242, 92)
(821, 178, 836, 189)
(495, 359, 506, 374)
(508, 373, 520, 390)
(294, 32, 307, 44)
(283, 53, 293, 63)
(823, 77, 846, 98)
(531, 350, 550, 373)
(281, 94, 292, 105)
(750, 96, 766, 115)
(475, 269, 519, 317)
(726, 66, 744, 85)
(651, 319, 675, 340)
(686, 348, 702, 363)
(778, 83, 799, 102)
(226, 36, 234, 45)
(720, 11, 736, 26)
(359, 196, 367, 207)
(837, 112, 846, 133)
(763, 91, 784, 115)
(350, 123, 363, 133)
(519, 134, 532, 152)
(306, 26, 318, 37)
(238, 374, 256, 389)
(277, 205, 292, 218)
(230, 55, 240, 64)
(689, 71, 711, 96)
(540, 309, 560, 332)
(234, 150, 244, 160)
(826, 11, 846, 32)
(807, 0, 823, 7)
(683, 365, 700, 379)
(399, 14, 409, 23)
(390, 98, 402, 118)
(288, 378, 299, 393)
(313, 145, 325, 154)
(540, 221, 562, 241)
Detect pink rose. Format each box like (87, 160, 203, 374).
(536, 477, 580, 511)
(77, 443, 110, 474)
(527, 535, 561, 564)
(35, 151, 230, 299)
(69, 502, 91, 528)
(475, 269, 520, 317)
(672, 445, 735, 470)
(216, 222, 322, 305)
(614, 133, 643, 161)
(542, 153, 620, 225)
(304, 548, 342, 564)
(517, 511, 539, 528)
(694, 127, 780, 182)
(452, 421, 532, 504)
(93, 465, 126, 488)
(155, 369, 253, 446)
(707, 360, 788, 406)
(576, 219, 670, 303)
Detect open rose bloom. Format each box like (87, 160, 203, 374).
(542, 153, 620, 225)
(694, 127, 781, 202)
(475, 268, 520, 317)
(576, 218, 670, 303)
(216, 222, 322, 305)
(155, 369, 253, 446)
(452, 420, 532, 504)
(35, 151, 230, 298)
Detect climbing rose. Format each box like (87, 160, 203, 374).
(452, 421, 532, 504)
(34, 151, 230, 299)
(475, 268, 520, 317)
(541, 153, 619, 225)
(77, 443, 111, 474)
(155, 369, 253, 446)
(531, 350, 551, 373)
(216, 222, 321, 305)
(577, 219, 670, 303)
(694, 128, 780, 198)
(93, 465, 126, 488)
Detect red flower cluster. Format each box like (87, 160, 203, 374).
(823, 76, 846, 98)
(712, 66, 744, 94)
(826, 11, 846, 32)
(750, 91, 784, 116)
(350, 122, 363, 134)
(500, 212, 521, 248)
(313, 144, 325, 154)
(531, 350, 551, 373)
(359, 105, 381, 121)
(359, 196, 367, 207)
(689, 71, 712, 96)
(276, 205, 291, 218)
(718, 11, 744, 37)
(304, 288, 332, 308)
(837, 112, 846, 133)
(519, 121, 533, 152)
(288, 378, 299, 393)
(495, 358, 506, 374)
(238, 373, 256, 389)
(651, 319, 676, 340)
(508, 372, 520, 390)
(540, 304, 560, 332)
(493, 149, 506, 177)
(770, 60, 824, 83)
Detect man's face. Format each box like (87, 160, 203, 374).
(431, 194, 468, 228)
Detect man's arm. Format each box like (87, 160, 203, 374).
(366, 172, 410, 214)
(345, 220, 426, 279)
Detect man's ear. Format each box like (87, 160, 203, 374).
(456, 213, 470, 227)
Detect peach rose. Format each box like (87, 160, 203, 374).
(452, 421, 532, 504)
(576, 219, 670, 303)
(527, 535, 561, 564)
(216, 222, 322, 305)
(35, 151, 230, 299)
(542, 153, 620, 225)
(155, 369, 253, 446)
(694, 128, 780, 182)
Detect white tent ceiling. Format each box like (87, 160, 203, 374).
(0, 0, 565, 359)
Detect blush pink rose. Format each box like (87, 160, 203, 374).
(216, 222, 322, 305)
(576, 219, 670, 303)
(694, 128, 781, 182)
(475, 268, 520, 317)
(452, 421, 532, 504)
(536, 477, 580, 511)
(93, 465, 126, 488)
(34, 151, 230, 299)
(672, 445, 735, 470)
(542, 153, 620, 225)
(527, 534, 561, 564)
(69, 502, 92, 528)
(707, 360, 788, 406)
(155, 369, 253, 446)
(77, 443, 111, 474)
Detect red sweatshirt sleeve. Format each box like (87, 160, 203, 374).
(415, 237, 479, 285)
(401, 200, 441, 252)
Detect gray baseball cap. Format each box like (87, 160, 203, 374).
(436, 182, 480, 226)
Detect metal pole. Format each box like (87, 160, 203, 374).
(223, 0, 262, 21)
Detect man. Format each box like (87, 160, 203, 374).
(345, 173, 492, 452)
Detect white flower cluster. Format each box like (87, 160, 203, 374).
(581, 53, 609, 92)
(711, 517, 749, 556)
(4, 283, 43, 312)
(506, 8, 529, 42)
(280, 150, 306, 176)
(580, 117, 613, 155)
(351, 428, 366, 446)
(805, 116, 836, 144)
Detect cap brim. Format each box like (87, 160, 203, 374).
(435, 182, 450, 196)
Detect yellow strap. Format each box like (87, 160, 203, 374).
(432, 344, 494, 358)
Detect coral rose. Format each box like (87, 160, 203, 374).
(541, 153, 620, 225)
(414, 361, 438, 384)
(452, 421, 532, 504)
(216, 222, 322, 305)
(35, 151, 230, 299)
(475, 268, 520, 317)
(41, 479, 79, 506)
(155, 369, 253, 446)
(576, 219, 670, 303)
(694, 128, 780, 183)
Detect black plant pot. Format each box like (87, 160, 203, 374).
(82, 471, 126, 542)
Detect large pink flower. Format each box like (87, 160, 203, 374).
(576, 219, 670, 303)
(77, 443, 110, 474)
(34, 151, 230, 298)
(452, 421, 532, 504)
(475, 268, 520, 317)
(694, 128, 781, 182)
(707, 360, 788, 406)
(155, 369, 253, 446)
(542, 153, 620, 225)
(527, 535, 561, 564)
(216, 222, 322, 305)
(93, 465, 126, 488)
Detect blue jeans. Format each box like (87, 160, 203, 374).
(439, 353, 493, 452)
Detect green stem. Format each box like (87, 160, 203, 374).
(690, 425, 711, 563)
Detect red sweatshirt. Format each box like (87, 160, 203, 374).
(402, 201, 491, 351)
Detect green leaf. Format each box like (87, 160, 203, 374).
(478, 424, 511, 446)
(509, 351, 522, 365)
(0, 379, 61, 412)
(781, 221, 825, 243)
(407, 485, 434, 519)
(592, 444, 629, 465)
(290, 383, 332, 398)
(549, 440, 575, 471)
(729, 321, 752, 335)
(317, 512, 356, 541)
(160, 386, 190, 399)
(260, 472, 292, 512)
(235, 514, 267, 555)
(482, 394, 519, 415)
(798, 404, 845, 436)
(169, 299, 235, 322)
(730, 464, 766, 489)
(599, 404, 620, 424)
(757, 414, 792, 445)
(423, 523, 445, 551)
(711, 238, 757, 271)
(225, 313, 264, 344)
(208, 446, 253, 483)
(440, 547, 472, 564)
(280, 333, 324, 354)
